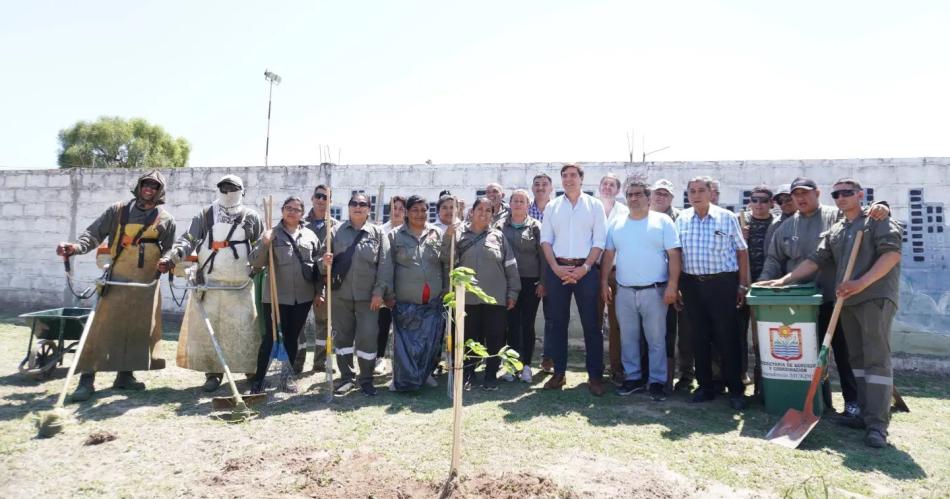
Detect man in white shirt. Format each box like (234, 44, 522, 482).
(540, 164, 609, 395)
(597, 173, 629, 385)
(602, 180, 681, 401)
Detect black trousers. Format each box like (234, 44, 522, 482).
(377, 307, 393, 358)
(819, 301, 859, 407)
(506, 278, 541, 367)
(464, 304, 508, 382)
(680, 273, 744, 396)
(254, 302, 312, 382)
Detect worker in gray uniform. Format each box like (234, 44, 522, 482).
(320, 192, 394, 396)
(759, 177, 890, 416)
(761, 177, 902, 448)
(299, 184, 339, 372)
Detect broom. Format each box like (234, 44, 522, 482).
(36, 302, 96, 437)
(264, 196, 293, 392)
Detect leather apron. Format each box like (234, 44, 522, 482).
(176, 217, 261, 374)
(77, 221, 164, 372)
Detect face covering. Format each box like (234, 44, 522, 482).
(215, 190, 244, 218)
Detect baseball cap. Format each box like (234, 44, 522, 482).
(789, 177, 817, 192)
(652, 179, 675, 194)
(773, 184, 791, 199)
(216, 174, 244, 190)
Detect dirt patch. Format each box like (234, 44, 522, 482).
(440, 472, 574, 498)
(83, 430, 117, 446)
(204, 446, 573, 498)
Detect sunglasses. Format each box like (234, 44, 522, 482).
(219, 185, 241, 194)
(313, 193, 328, 201)
(831, 189, 857, 199)
(774, 195, 792, 204)
(141, 181, 161, 190)
(349, 201, 370, 208)
(749, 197, 771, 204)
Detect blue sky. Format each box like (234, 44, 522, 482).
(1, 1, 948, 169)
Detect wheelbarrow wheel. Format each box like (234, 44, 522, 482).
(18, 340, 62, 380)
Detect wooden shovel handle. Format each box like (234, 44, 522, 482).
(803, 229, 864, 416)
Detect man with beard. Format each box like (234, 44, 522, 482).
(57, 171, 176, 401)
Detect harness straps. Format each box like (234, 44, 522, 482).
(199, 206, 248, 275)
(112, 200, 161, 269)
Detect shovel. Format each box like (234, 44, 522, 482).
(766, 229, 863, 448)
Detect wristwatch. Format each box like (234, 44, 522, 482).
(738, 284, 749, 292)
(582, 263, 591, 272)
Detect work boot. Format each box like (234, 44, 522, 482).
(292, 349, 306, 374)
(673, 377, 694, 392)
(71, 372, 96, 402)
(540, 357, 554, 374)
(202, 373, 223, 393)
(864, 429, 888, 448)
(113, 371, 145, 391)
(588, 377, 606, 397)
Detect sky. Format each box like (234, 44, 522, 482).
(1, 0, 949, 169)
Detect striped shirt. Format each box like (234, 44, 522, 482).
(675, 204, 747, 275)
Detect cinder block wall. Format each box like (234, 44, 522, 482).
(0, 159, 947, 355)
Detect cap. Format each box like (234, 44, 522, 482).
(773, 184, 791, 199)
(652, 179, 674, 194)
(789, 177, 817, 192)
(216, 174, 244, 190)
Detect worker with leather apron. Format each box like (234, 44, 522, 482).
(160, 175, 264, 392)
(56, 170, 176, 402)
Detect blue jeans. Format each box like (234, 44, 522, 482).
(544, 265, 603, 378)
(615, 286, 669, 384)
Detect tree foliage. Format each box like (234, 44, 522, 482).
(57, 116, 190, 169)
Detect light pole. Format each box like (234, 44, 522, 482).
(263, 69, 282, 167)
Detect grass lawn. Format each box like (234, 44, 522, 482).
(0, 316, 947, 498)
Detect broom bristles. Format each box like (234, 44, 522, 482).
(35, 408, 68, 438)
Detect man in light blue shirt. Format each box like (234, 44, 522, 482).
(602, 180, 681, 401)
(540, 164, 608, 395)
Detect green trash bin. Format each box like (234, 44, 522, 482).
(746, 283, 824, 416)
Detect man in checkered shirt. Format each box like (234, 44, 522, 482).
(675, 176, 751, 410)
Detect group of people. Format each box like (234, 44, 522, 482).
(55, 163, 902, 449)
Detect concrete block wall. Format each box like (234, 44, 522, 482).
(0, 158, 947, 356)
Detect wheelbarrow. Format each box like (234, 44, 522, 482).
(18, 307, 93, 379)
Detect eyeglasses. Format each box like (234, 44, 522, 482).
(282, 206, 303, 213)
(831, 189, 857, 199)
(775, 195, 792, 204)
(313, 193, 328, 201)
(749, 197, 771, 204)
(349, 201, 370, 208)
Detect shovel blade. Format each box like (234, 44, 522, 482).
(765, 408, 821, 449)
(211, 393, 266, 410)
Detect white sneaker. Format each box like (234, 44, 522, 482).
(373, 358, 386, 375)
(387, 380, 396, 391)
(520, 366, 533, 383)
(425, 375, 438, 387)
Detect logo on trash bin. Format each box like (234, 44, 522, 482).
(769, 325, 803, 361)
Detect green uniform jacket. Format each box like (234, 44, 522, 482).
(304, 212, 339, 298)
(454, 224, 521, 306)
(387, 223, 451, 304)
(760, 205, 841, 302)
(249, 223, 320, 305)
(75, 200, 176, 256)
(318, 220, 393, 301)
(495, 215, 546, 280)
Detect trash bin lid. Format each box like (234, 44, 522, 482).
(747, 283, 823, 305)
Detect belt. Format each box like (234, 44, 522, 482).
(619, 281, 666, 291)
(555, 258, 586, 266)
(682, 271, 737, 282)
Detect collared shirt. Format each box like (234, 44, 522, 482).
(249, 223, 320, 305)
(317, 220, 393, 301)
(380, 220, 403, 236)
(809, 213, 902, 306)
(675, 204, 747, 275)
(540, 193, 607, 259)
(388, 223, 450, 304)
(760, 206, 840, 301)
(491, 201, 510, 224)
(495, 215, 546, 279)
(454, 224, 521, 305)
(528, 201, 546, 222)
(304, 212, 339, 296)
(603, 199, 630, 226)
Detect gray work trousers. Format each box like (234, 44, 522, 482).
(615, 285, 669, 385)
(840, 298, 897, 434)
(331, 297, 379, 384)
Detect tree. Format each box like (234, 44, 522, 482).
(57, 116, 190, 169)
